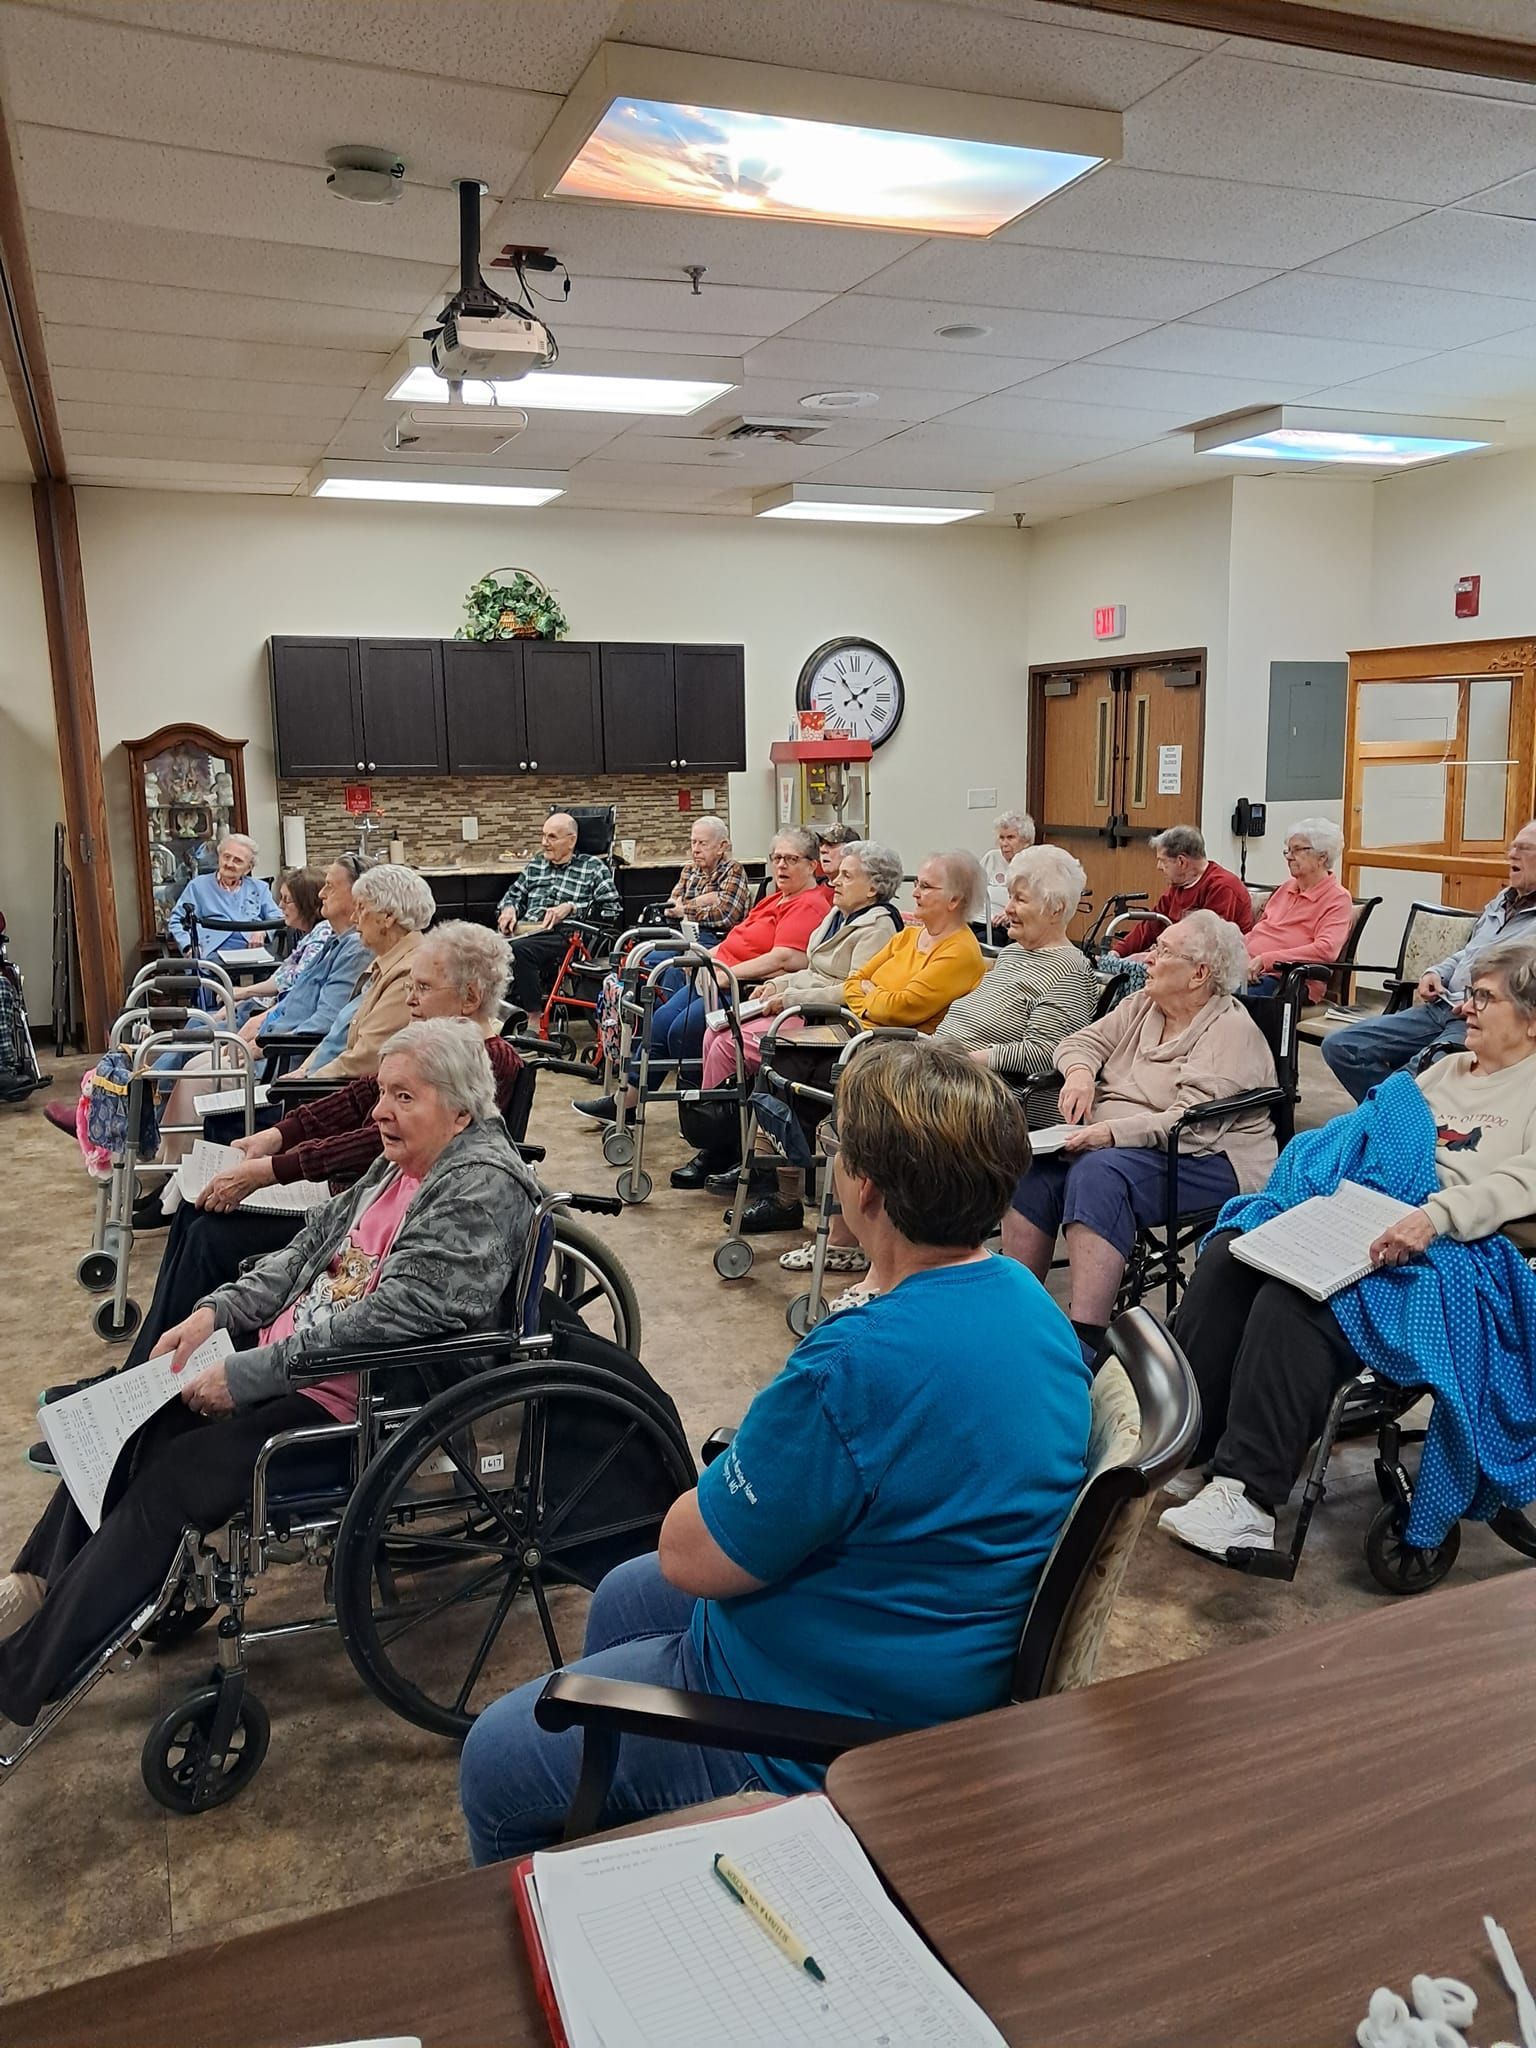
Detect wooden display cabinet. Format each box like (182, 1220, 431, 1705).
(124, 723, 251, 951)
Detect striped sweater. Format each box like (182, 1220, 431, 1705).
(934, 943, 1099, 1078)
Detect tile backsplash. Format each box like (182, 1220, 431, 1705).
(275, 772, 732, 871)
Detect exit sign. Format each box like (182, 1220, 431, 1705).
(1093, 604, 1126, 641)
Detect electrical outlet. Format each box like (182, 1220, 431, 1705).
(617, 837, 637, 864)
(461, 815, 479, 841)
(967, 787, 998, 810)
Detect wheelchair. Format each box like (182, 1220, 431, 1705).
(1, 1189, 694, 1815)
(0, 910, 50, 1103)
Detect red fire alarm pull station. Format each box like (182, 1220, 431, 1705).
(1455, 575, 1481, 619)
(344, 784, 373, 816)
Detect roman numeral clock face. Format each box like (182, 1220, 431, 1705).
(796, 638, 905, 748)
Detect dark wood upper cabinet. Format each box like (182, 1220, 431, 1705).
(269, 637, 363, 778)
(356, 639, 446, 775)
(522, 641, 604, 777)
(443, 641, 527, 775)
(600, 643, 678, 772)
(674, 645, 747, 771)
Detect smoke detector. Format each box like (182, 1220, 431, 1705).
(707, 415, 828, 445)
(386, 407, 527, 456)
(799, 390, 879, 413)
(326, 145, 406, 205)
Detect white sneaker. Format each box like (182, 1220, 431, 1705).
(827, 1279, 880, 1314)
(0, 1572, 45, 1644)
(778, 1240, 869, 1274)
(1159, 1468, 1205, 1503)
(1158, 1477, 1275, 1559)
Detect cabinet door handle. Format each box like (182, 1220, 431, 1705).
(679, 758, 687, 768)
(519, 760, 528, 771)
(356, 760, 365, 770)
(368, 761, 376, 771)
(529, 760, 538, 770)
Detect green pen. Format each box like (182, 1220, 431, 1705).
(713, 1852, 828, 1983)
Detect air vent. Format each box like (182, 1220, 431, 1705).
(707, 415, 828, 445)
(387, 407, 527, 456)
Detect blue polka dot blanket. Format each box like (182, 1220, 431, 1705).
(1210, 1069, 1536, 1548)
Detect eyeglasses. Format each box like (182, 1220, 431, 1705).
(1461, 985, 1507, 1013)
(1285, 844, 1315, 858)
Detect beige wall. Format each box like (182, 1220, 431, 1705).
(72, 488, 1033, 966)
(0, 483, 60, 1018)
(1371, 445, 1536, 647)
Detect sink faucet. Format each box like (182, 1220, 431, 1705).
(356, 814, 379, 861)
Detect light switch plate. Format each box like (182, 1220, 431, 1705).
(967, 787, 998, 810)
(461, 816, 479, 841)
(702, 788, 717, 809)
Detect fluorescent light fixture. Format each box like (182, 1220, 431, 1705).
(307, 461, 565, 506)
(384, 341, 737, 416)
(1194, 406, 1496, 469)
(754, 485, 993, 525)
(521, 44, 1119, 237)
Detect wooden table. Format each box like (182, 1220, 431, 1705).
(827, 1571, 1536, 2047)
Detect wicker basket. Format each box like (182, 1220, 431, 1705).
(490, 566, 553, 638)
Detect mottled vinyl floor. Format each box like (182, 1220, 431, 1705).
(0, 1047, 1524, 2007)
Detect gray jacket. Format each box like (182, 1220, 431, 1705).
(198, 1119, 539, 1409)
(772, 901, 904, 1013)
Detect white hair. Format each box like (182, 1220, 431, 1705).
(1286, 817, 1344, 871)
(379, 1018, 496, 1121)
(691, 815, 730, 846)
(417, 919, 511, 1021)
(219, 832, 258, 868)
(1007, 843, 1086, 923)
(352, 863, 437, 934)
(930, 849, 988, 922)
(771, 826, 820, 862)
(1169, 909, 1251, 998)
(840, 841, 903, 900)
(994, 810, 1035, 841)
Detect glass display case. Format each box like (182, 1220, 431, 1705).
(124, 724, 251, 951)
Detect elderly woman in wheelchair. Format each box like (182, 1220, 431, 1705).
(459, 1039, 1091, 1864)
(0, 1021, 537, 1737)
(1160, 937, 1536, 1565)
(1002, 910, 1278, 1367)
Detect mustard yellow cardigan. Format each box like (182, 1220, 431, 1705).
(843, 923, 985, 1031)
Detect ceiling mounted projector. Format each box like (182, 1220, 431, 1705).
(424, 178, 557, 386)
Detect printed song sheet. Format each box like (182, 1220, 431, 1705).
(1025, 1123, 1072, 1155)
(177, 1139, 331, 1215)
(530, 1793, 1006, 2048)
(193, 1083, 271, 1117)
(1229, 1180, 1419, 1301)
(218, 947, 276, 969)
(40, 1331, 233, 1530)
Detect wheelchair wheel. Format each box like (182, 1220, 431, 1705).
(94, 1297, 141, 1343)
(602, 1127, 635, 1167)
(1364, 1500, 1461, 1594)
(334, 1361, 695, 1738)
(713, 1238, 754, 1280)
(77, 1251, 115, 1293)
(548, 1215, 642, 1352)
(786, 1291, 823, 1338)
(616, 1167, 653, 1205)
(141, 1685, 270, 1814)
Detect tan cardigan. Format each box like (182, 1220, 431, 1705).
(771, 902, 903, 1012)
(1054, 989, 1278, 1192)
(315, 928, 422, 1080)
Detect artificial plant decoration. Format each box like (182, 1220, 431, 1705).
(456, 567, 570, 641)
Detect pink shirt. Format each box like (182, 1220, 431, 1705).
(1245, 875, 1354, 995)
(261, 1172, 421, 1421)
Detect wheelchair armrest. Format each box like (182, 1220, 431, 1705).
(267, 1077, 347, 1101)
(515, 1140, 546, 1164)
(534, 1671, 907, 1766)
(701, 1425, 736, 1466)
(561, 1191, 625, 1216)
(283, 1326, 541, 1383)
(252, 1032, 322, 1053)
(1166, 1084, 1288, 1141)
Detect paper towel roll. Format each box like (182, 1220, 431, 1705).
(281, 814, 307, 869)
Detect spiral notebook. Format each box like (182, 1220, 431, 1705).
(1228, 1181, 1419, 1301)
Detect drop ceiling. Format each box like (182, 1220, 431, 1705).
(6, 0, 1536, 521)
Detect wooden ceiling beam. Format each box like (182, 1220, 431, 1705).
(1052, 1, 1536, 87)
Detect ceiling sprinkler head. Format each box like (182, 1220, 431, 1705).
(325, 145, 406, 205)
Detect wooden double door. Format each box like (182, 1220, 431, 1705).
(1029, 652, 1206, 935)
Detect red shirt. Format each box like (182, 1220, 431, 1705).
(716, 884, 832, 967)
(1113, 861, 1253, 956)
(272, 1034, 522, 1187)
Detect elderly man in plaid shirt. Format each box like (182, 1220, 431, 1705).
(497, 811, 622, 1015)
(662, 816, 751, 943)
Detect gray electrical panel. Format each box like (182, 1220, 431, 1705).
(1265, 661, 1347, 803)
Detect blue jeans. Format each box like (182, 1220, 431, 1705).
(459, 1553, 764, 1866)
(1011, 1146, 1240, 1262)
(626, 978, 716, 1087)
(1320, 998, 1463, 1104)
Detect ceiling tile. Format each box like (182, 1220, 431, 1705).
(775, 293, 1132, 363)
(854, 241, 1272, 321)
(1125, 54, 1536, 202)
(323, 416, 630, 465)
(550, 323, 786, 358)
(1186, 272, 1536, 349)
(13, 126, 484, 264)
(619, 377, 967, 428)
(36, 271, 412, 350)
(57, 398, 353, 444)
(810, 425, 1122, 490)
(44, 324, 388, 388)
(65, 453, 308, 492)
(1312, 208, 1536, 301)
(558, 464, 752, 513)
(1460, 168, 1536, 220)
(744, 337, 1050, 395)
(1089, 322, 1438, 383)
(937, 391, 1189, 442)
(1006, 360, 1320, 413)
(1297, 350, 1536, 406)
(1221, 31, 1536, 105)
(939, 0, 1221, 47)
(52, 366, 360, 420)
(575, 439, 845, 485)
(616, 411, 901, 451)
(28, 0, 619, 92)
(26, 211, 449, 313)
(996, 165, 1426, 267)
(0, 8, 557, 194)
(64, 429, 329, 466)
(560, 275, 833, 337)
(1464, 326, 1536, 361)
(613, 0, 1204, 106)
(480, 196, 920, 294)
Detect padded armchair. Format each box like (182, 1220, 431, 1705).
(534, 1306, 1201, 1842)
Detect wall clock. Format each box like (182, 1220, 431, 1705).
(796, 637, 905, 749)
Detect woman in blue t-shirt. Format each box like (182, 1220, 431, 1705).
(460, 1039, 1092, 1865)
